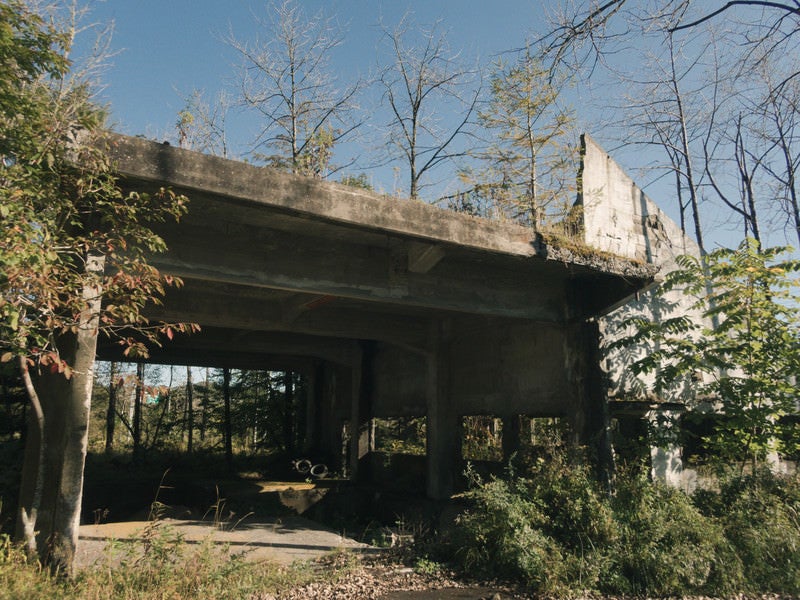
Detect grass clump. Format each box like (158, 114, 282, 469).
(453, 455, 617, 595)
(0, 535, 72, 600)
(0, 521, 353, 600)
(605, 472, 741, 596)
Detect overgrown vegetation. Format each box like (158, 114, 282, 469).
(443, 445, 800, 597)
(607, 240, 800, 471)
(0, 524, 347, 600)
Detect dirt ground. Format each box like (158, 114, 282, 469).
(75, 517, 520, 599)
(76, 515, 376, 567)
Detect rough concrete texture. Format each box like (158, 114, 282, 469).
(75, 516, 377, 569)
(580, 134, 699, 266)
(582, 133, 707, 488)
(94, 132, 693, 497)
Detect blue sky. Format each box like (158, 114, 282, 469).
(85, 1, 548, 144)
(73, 0, 749, 248)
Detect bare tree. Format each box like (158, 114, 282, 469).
(754, 68, 800, 245)
(539, 1, 800, 248)
(379, 14, 480, 200)
(225, 0, 361, 177)
(542, 1, 800, 82)
(616, 28, 711, 252)
(176, 89, 232, 158)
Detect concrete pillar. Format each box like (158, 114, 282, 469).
(303, 362, 322, 455)
(567, 319, 614, 486)
(348, 344, 363, 481)
(348, 341, 376, 482)
(426, 322, 459, 499)
(502, 415, 521, 460)
(647, 407, 691, 491)
(319, 364, 342, 469)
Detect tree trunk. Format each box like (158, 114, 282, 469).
(16, 255, 104, 575)
(201, 367, 209, 442)
(283, 371, 294, 454)
(105, 361, 117, 454)
(186, 366, 193, 454)
(133, 363, 144, 463)
(223, 367, 233, 471)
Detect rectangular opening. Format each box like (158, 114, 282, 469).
(373, 417, 426, 456)
(462, 415, 503, 462)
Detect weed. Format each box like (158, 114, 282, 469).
(413, 556, 443, 576)
(695, 469, 800, 594)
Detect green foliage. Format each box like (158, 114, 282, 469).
(454, 472, 564, 591)
(453, 454, 617, 594)
(1, 1, 194, 369)
(374, 417, 426, 456)
(339, 172, 373, 190)
(607, 239, 800, 468)
(606, 473, 740, 596)
(445, 447, 800, 596)
(88, 364, 308, 461)
(694, 469, 800, 593)
(461, 416, 503, 461)
(412, 556, 443, 576)
(0, 534, 71, 599)
(0, 525, 336, 600)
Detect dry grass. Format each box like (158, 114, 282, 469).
(0, 527, 350, 600)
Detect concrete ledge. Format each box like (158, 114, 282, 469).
(102, 133, 535, 258)
(101, 132, 656, 281)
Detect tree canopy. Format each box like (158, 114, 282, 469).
(0, 0, 193, 372)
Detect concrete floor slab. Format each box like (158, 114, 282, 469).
(76, 516, 378, 568)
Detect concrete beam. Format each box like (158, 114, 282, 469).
(105, 134, 537, 258)
(408, 242, 445, 274)
(144, 280, 432, 349)
(151, 227, 567, 321)
(101, 327, 360, 368)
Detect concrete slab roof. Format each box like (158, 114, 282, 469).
(98, 133, 657, 367)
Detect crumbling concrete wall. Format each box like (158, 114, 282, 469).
(579, 134, 704, 488)
(579, 134, 696, 266)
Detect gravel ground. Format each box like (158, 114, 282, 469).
(257, 553, 524, 599)
(258, 553, 800, 600)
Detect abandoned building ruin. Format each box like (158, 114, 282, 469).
(98, 132, 700, 498)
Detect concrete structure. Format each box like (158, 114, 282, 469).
(98, 132, 688, 498)
(582, 134, 702, 488)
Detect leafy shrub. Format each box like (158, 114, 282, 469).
(608, 472, 742, 596)
(447, 452, 752, 597)
(453, 474, 566, 592)
(695, 469, 800, 594)
(451, 454, 619, 594)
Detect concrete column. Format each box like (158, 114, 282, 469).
(567, 319, 614, 486)
(502, 415, 521, 460)
(319, 365, 341, 469)
(648, 407, 690, 491)
(426, 322, 459, 499)
(303, 363, 322, 455)
(348, 342, 378, 482)
(348, 344, 363, 481)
